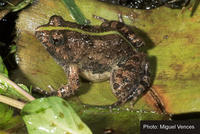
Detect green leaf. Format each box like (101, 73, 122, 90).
(0, 56, 8, 77)
(22, 97, 92, 134)
(61, 0, 89, 25)
(0, 103, 13, 125)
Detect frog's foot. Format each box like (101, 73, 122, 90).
(92, 15, 108, 22)
(117, 13, 123, 23)
(110, 55, 151, 104)
(56, 85, 74, 97)
(93, 13, 123, 22)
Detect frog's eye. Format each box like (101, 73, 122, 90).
(50, 31, 65, 46)
(49, 15, 64, 26)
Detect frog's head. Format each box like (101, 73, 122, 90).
(35, 15, 67, 49)
(35, 29, 66, 49)
(35, 16, 68, 62)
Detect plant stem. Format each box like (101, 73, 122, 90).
(61, 0, 89, 25)
(0, 74, 35, 101)
(0, 95, 25, 109)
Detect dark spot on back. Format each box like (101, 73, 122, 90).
(124, 64, 136, 72)
(133, 56, 140, 62)
(124, 84, 132, 91)
(116, 73, 122, 78)
(123, 77, 130, 83)
(113, 83, 120, 89)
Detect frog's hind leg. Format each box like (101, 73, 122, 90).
(93, 13, 123, 22)
(93, 14, 145, 48)
(117, 13, 124, 23)
(110, 56, 151, 105)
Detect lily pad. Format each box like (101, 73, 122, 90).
(14, 0, 200, 115)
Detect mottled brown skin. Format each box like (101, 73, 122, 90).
(35, 15, 151, 105)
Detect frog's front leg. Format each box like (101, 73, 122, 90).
(110, 56, 151, 104)
(57, 64, 80, 97)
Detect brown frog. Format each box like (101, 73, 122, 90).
(35, 15, 151, 105)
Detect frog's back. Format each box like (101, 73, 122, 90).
(65, 31, 136, 82)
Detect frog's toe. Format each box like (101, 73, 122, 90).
(57, 85, 75, 98)
(92, 15, 108, 22)
(33, 86, 57, 96)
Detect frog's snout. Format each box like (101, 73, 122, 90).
(35, 30, 44, 41)
(35, 30, 51, 47)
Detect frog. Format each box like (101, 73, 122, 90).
(35, 15, 151, 105)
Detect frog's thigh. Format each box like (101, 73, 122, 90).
(110, 64, 146, 104)
(57, 64, 80, 97)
